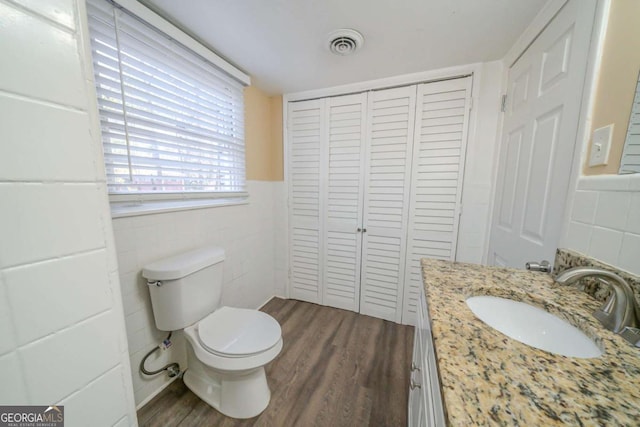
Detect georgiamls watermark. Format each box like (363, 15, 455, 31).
(0, 406, 64, 427)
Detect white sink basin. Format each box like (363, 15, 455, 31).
(466, 296, 602, 359)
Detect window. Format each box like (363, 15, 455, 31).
(87, 0, 248, 201)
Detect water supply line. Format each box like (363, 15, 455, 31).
(139, 332, 181, 378)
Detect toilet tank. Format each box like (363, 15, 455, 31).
(142, 246, 225, 331)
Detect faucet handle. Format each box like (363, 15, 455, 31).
(620, 326, 640, 348)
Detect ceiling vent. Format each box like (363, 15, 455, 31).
(327, 29, 364, 56)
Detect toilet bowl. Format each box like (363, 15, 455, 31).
(142, 246, 282, 419)
(182, 307, 282, 418)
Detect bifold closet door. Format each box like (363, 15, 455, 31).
(401, 77, 472, 324)
(322, 94, 367, 311)
(288, 99, 324, 304)
(359, 86, 417, 323)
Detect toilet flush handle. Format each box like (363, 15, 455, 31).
(147, 280, 163, 287)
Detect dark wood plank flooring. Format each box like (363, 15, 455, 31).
(137, 298, 414, 427)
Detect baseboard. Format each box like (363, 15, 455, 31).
(135, 374, 181, 411)
(256, 295, 276, 310)
(256, 294, 291, 310)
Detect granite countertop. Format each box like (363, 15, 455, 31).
(421, 259, 640, 426)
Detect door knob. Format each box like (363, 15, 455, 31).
(410, 379, 421, 390)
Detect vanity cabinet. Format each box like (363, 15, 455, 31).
(408, 286, 445, 426)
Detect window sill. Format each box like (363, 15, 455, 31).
(110, 197, 249, 219)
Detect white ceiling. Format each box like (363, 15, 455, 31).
(142, 0, 548, 95)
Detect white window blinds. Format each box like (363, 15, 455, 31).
(87, 0, 246, 197)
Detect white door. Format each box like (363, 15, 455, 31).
(322, 93, 367, 311)
(402, 77, 472, 324)
(288, 99, 324, 303)
(360, 86, 417, 322)
(489, 0, 597, 268)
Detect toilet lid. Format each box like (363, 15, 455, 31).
(198, 307, 282, 357)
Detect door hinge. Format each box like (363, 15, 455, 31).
(500, 94, 507, 112)
(468, 97, 473, 111)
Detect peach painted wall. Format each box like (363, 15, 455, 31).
(244, 85, 284, 181)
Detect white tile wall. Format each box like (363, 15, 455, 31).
(0, 96, 98, 182)
(589, 227, 624, 266)
(61, 366, 131, 427)
(0, 352, 28, 404)
(594, 191, 631, 230)
(563, 174, 640, 275)
(626, 193, 640, 235)
(565, 221, 592, 254)
(0, 0, 136, 425)
(619, 233, 640, 273)
(570, 190, 598, 224)
(4, 250, 112, 345)
(273, 183, 288, 297)
(0, 2, 87, 108)
(19, 311, 122, 403)
(112, 180, 285, 406)
(0, 184, 106, 267)
(11, 0, 77, 30)
(0, 277, 17, 356)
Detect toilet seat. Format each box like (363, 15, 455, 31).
(197, 307, 282, 358)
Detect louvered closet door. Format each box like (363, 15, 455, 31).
(401, 77, 472, 324)
(360, 86, 417, 322)
(288, 100, 324, 304)
(322, 94, 367, 311)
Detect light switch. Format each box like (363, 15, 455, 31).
(589, 124, 613, 167)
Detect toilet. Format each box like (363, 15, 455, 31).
(142, 246, 282, 419)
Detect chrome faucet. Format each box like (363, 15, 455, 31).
(555, 267, 640, 338)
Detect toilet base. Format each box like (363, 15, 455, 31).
(183, 349, 271, 419)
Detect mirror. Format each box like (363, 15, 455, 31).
(619, 70, 640, 174)
(587, 1, 640, 175)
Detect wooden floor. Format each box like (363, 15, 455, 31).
(137, 298, 414, 427)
